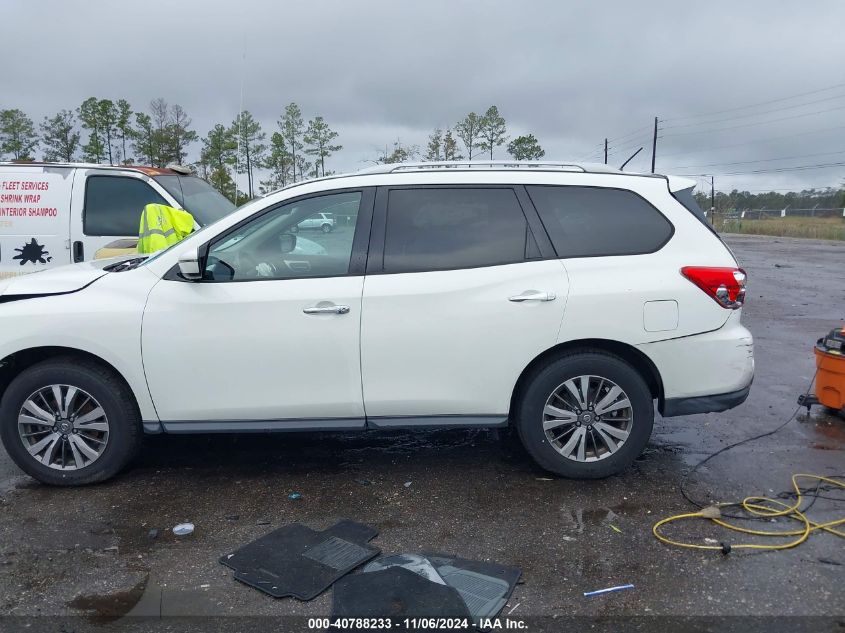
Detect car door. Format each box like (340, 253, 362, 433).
(141, 188, 374, 429)
(360, 185, 569, 425)
(69, 170, 176, 262)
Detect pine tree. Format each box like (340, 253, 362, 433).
(40, 110, 80, 162)
(0, 109, 38, 160)
(231, 111, 267, 198)
(78, 97, 106, 163)
(507, 134, 545, 160)
(97, 99, 118, 163)
(260, 131, 293, 193)
(149, 98, 170, 166)
(303, 116, 341, 177)
(478, 105, 508, 160)
(425, 128, 443, 161)
(168, 104, 197, 165)
(455, 112, 483, 160)
(280, 103, 304, 182)
(442, 128, 462, 161)
(199, 124, 237, 202)
(131, 112, 157, 166)
(114, 99, 133, 164)
(377, 139, 418, 164)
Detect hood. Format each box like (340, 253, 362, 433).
(0, 259, 114, 298)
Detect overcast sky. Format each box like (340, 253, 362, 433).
(6, 0, 845, 194)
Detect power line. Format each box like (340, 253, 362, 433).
(713, 160, 845, 176)
(662, 103, 845, 137)
(668, 148, 845, 170)
(658, 124, 845, 158)
(664, 81, 845, 122)
(661, 92, 845, 130)
(606, 123, 653, 145)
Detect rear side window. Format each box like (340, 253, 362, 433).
(383, 188, 532, 273)
(527, 186, 673, 258)
(84, 176, 167, 236)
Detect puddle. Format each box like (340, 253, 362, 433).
(67, 576, 148, 623)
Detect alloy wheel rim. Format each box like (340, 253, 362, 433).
(17, 384, 109, 471)
(542, 375, 633, 462)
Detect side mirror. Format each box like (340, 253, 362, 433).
(177, 248, 202, 280)
(280, 233, 297, 254)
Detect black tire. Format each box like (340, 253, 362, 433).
(515, 350, 653, 479)
(321, 224, 333, 233)
(0, 357, 141, 486)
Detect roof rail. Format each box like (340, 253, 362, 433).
(368, 160, 589, 174)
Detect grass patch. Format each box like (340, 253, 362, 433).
(716, 215, 845, 241)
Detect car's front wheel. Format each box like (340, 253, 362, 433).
(0, 357, 141, 486)
(515, 351, 653, 479)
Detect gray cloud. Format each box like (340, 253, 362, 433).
(5, 0, 845, 192)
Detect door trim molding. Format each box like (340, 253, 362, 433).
(366, 415, 508, 429)
(143, 414, 509, 434)
(155, 417, 366, 434)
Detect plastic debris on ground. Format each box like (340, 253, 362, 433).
(584, 584, 634, 597)
(172, 523, 194, 536)
(288, 492, 302, 500)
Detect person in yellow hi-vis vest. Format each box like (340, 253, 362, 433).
(137, 204, 196, 254)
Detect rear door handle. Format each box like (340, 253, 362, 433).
(72, 241, 84, 263)
(508, 291, 556, 302)
(303, 304, 350, 315)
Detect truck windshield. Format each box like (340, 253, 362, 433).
(154, 175, 236, 226)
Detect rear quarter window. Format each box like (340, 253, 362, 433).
(526, 185, 673, 258)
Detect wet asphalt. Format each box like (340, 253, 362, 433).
(0, 234, 843, 627)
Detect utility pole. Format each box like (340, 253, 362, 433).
(651, 116, 658, 173)
(710, 175, 715, 224)
(604, 138, 608, 165)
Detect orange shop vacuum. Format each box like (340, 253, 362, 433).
(798, 326, 845, 415)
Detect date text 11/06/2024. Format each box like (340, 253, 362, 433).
(307, 618, 527, 629)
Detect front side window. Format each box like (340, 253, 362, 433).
(526, 185, 673, 258)
(204, 191, 361, 281)
(84, 176, 167, 236)
(154, 175, 236, 226)
(382, 188, 532, 273)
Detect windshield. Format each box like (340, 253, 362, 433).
(154, 175, 236, 226)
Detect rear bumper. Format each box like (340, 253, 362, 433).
(661, 384, 751, 417)
(638, 311, 754, 416)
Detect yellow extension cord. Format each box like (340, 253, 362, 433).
(653, 473, 845, 551)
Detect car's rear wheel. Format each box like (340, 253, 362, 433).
(515, 351, 653, 478)
(0, 358, 141, 486)
(321, 224, 333, 233)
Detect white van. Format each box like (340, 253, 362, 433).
(0, 162, 236, 278)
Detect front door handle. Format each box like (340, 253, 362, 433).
(508, 291, 556, 302)
(303, 304, 350, 315)
(72, 241, 84, 263)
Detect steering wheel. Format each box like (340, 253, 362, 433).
(233, 251, 277, 279)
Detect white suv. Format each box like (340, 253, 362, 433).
(0, 161, 754, 485)
(292, 212, 336, 233)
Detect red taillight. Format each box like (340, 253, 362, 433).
(681, 266, 747, 309)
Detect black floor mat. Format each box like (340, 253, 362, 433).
(332, 567, 471, 620)
(365, 552, 521, 621)
(220, 520, 380, 599)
